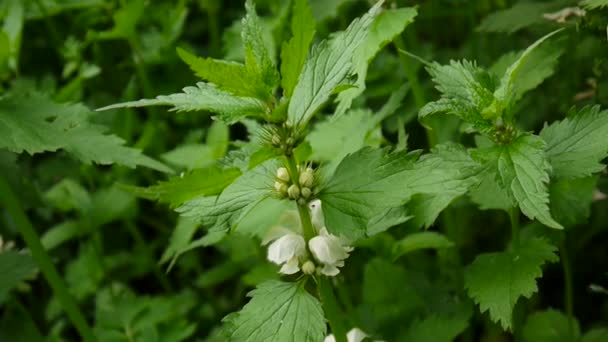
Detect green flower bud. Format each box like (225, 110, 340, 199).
(299, 168, 314, 187)
(276, 167, 290, 182)
(287, 184, 300, 199)
(301, 187, 312, 198)
(302, 260, 316, 275)
(274, 181, 288, 194)
(271, 134, 281, 146)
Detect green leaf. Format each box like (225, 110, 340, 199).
(419, 60, 496, 134)
(541, 106, 608, 179)
(97, 82, 268, 124)
(335, 7, 417, 116)
(493, 29, 563, 114)
(0, 250, 36, 303)
(468, 168, 514, 211)
(582, 329, 608, 342)
(122, 166, 241, 208)
(177, 159, 279, 236)
(161, 121, 229, 170)
(393, 231, 454, 260)
(581, 0, 608, 10)
(473, 134, 562, 229)
(464, 238, 559, 330)
(176, 47, 263, 98)
(1, 0, 24, 71)
(550, 176, 597, 227)
(280, 0, 316, 97)
(522, 309, 579, 342)
(477, 1, 568, 34)
(44, 178, 91, 212)
(403, 315, 470, 342)
(0, 92, 170, 172)
(160, 216, 199, 268)
(242, 0, 279, 93)
(222, 280, 325, 342)
(288, 0, 384, 127)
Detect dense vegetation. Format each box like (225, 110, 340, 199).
(1, 0, 608, 341)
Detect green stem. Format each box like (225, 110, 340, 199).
(284, 155, 315, 241)
(509, 207, 520, 250)
(0, 176, 97, 342)
(318, 277, 348, 342)
(560, 238, 575, 340)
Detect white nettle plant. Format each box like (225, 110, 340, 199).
(264, 199, 353, 276)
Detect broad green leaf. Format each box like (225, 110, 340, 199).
(319, 144, 480, 238)
(523, 309, 579, 342)
(393, 232, 453, 260)
(0, 92, 171, 172)
(473, 134, 562, 229)
(176, 47, 263, 98)
(122, 166, 241, 208)
(541, 106, 608, 179)
(44, 178, 91, 212)
(222, 280, 325, 342)
(97, 82, 268, 124)
(0, 250, 36, 303)
(550, 176, 597, 227)
(493, 29, 563, 115)
(335, 7, 417, 116)
(280, 0, 316, 97)
(464, 238, 558, 330)
(367, 205, 411, 235)
(403, 315, 470, 342)
(309, 0, 352, 22)
(234, 197, 295, 238)
(468, 168, 513, 211)
(160, 216, 199, 269)
(288, 0, 384, 127)
(242, 0, 279, 93)
(582, 329, 608, 342)
(41, 221, 80, 251)
(177, 159, 280, 235)
(490, 41, 564, 104)
(161, 121, 229, 170)
(419, 60, 496, 134)
(477, 1, 568, 34)
(581, 0, 608, 9)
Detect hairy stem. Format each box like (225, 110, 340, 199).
(0, 176, 97, 342)
(560, 238, 575, 340)
(318, 277, 348, 342)
(284, 155, 316, 240)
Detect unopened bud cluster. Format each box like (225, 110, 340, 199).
(274, 166, 315, 203)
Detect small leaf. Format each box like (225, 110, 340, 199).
(392, 231, 454, 260)
(222, 280, 326, 342)
(403, 314, 470, 342)
(0, 250, 36, 303)
(464, 238, 559, 330)
(550, 176, 597, 227)
(97, 82, 268, 124)
(541, 106, 608, 179)
(280, 0, 316, 97)
(523, 309, 580, 342)
(288, 0, 384, 127)
(477, 2, 566, 34)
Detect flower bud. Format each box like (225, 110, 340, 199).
(274, 181, 288, 194)
(301, 187, 312, 199)
(287, 184, 300, 199)
(271, 134, 281, 146)
(276, 167, 290, 182)
(299, 168, 314, 187)
(302, 260, 316, 275)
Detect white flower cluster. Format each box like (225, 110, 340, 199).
(325, 328, 373, 342)
(264, 200, 353, 277)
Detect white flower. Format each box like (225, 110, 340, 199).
(324, 328, 369, 342)
(308, 199, 325, 230)
(267, 233, 306, 274)
(308, 227, 353, 276)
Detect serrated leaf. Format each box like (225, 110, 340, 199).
(0, 250, 36, 303)
(280, 0, 316, 97)
(176, 47, 263, 98)
(122, 166, 241, 208)
(160, 216, 199, 269)
(288, 0, 384, 127)
(97, 82, 268, 124)
(420, 60, 496, 134)
(335, 7, 417, 116)
(581, 0, 608, 9)
(469, 168, 514, 211)
(177, 159, 279, 236)
(464, 238, 558, 330)
(0, 92, 170, 172)
(522, 309, 580, 342)
(242, 0, 279, 93)
(550, 176, 597, 227)
(541, 106, 608, 179)
(222, 280, 325, 342)
(392, 231, 453, 260)
(473, 134, 562, 229)
(493, 29, 563, 113)
(403, 315, 470, 342)
(319, 144, 480, 239)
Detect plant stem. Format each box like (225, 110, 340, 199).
(509, 207, 520, 250)
(560, 237, 575, 340)
(318, 277, 348, 342)
(284, 155, 316, 240)
(0, 176, 97, 342)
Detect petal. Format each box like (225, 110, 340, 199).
(324, 335, 337, 342)
(268, 234, 305, 264)
(320, 264, 340, 276)
(309, 235, 349, 264)
(279, 256, 300, 275)
(347, 328, 368, 342)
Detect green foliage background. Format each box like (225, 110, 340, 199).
(1, 0, 608, 341)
